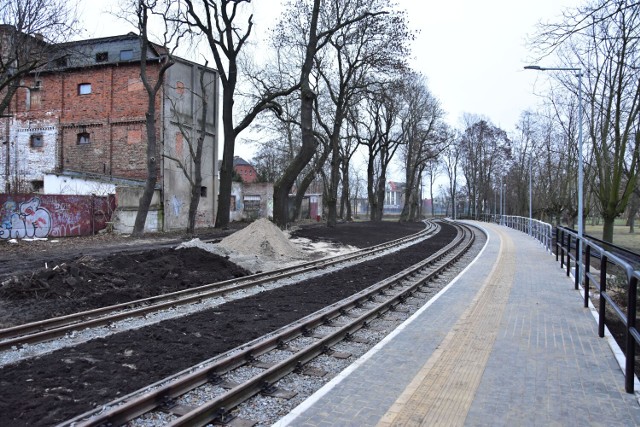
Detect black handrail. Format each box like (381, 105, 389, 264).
(478, 214, 640, 394)
(551, 225, 639, 393)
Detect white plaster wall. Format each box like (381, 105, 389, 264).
(113, 209, 160, 234)
(44, 174, 116, 195)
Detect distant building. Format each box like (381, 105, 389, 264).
(0, 32, 219, 233)
(233, 156, 258, 183)
(384, 181, 405, 215)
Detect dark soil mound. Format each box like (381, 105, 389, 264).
(0, 222, 455, 427)
(291, 221, 425, 248)
(0, 247, 249, 326)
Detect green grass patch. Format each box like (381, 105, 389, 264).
(585, 224, 640, 253)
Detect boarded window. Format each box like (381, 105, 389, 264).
(127, 129, 142, 145)
(128, 77, 143, 92)
(175, 132, 183, 156)
(120, 49, 133, 61)
(30, 134, 43, 148)
(30, 89, 41, 109)
(176, 81, 185, 95)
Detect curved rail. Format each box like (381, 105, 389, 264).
(0, 221, 439, 351)
(63, 222, 475, 427)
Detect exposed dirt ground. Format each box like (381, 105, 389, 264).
(0, 220, 437, 426)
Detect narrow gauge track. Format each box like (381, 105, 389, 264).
(64, 221, 474, 427)
(0, 222, 439, 352)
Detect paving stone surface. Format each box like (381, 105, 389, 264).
(274, 221, 640, 427)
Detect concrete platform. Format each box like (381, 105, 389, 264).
(274, 221, 640, 426)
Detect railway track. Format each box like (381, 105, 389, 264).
(0, 222, 439, 353)
(61, 221, 476, 427)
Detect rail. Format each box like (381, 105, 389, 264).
(0, 221, 440, 352)
(477, 214, 640, 394)
(61, 222, 474, 426)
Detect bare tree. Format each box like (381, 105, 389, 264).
(164, 64, 215, 235)
(129, 0, 179, 236)
(398, 73, 445, 222)
(459, 116, 511, 218)
(442, 133, 461, 219)
(179, 0, 299, 229)
(350, 80, 403, 221)
(0, 0, 78, 116)
(532, 0, 640, 241)
(313, 0, 410, 227)
(272, 0, 390, 228)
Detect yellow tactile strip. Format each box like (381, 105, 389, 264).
(378, 226, 516, 427)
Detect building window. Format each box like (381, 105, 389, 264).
(230, 196, 236, 211)
(243, 195, 261, 211)
(55, 57, 67, 67)
(78, 83, 92, 95)
(95, 52, 108, 62)
(120, 49, 133, 61)
(201, 186, 207, 198)
(31, 180, 44, 192)
(77, 132, 90, 145)
(30, 134, 43, 148)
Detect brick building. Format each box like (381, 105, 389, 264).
(232, 156, 258, 183)
(0, 32, 219, 232)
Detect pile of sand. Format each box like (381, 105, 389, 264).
(218, 218, 305, 260)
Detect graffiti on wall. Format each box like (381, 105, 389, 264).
(0, 194, 115, 240)
(0, 197, 52, 239)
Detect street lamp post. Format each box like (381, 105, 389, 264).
(499, 175, 503, 224)
(529, 155, 532, 236)
(524, 65, 583, 285)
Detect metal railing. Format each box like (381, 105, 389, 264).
(477, 214, 640, 393)
(557, 226, 640, 393)
(477, 214, 553, 252)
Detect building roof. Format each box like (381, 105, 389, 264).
(233, 156, 252, 167)
(41, 32, 164, 72)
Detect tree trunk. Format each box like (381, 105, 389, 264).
(186, 134, 205, 236)
(326, 129, 342, 227)
(374, 173, 386, 221)
(273, 86, 318, 227)
(292, 145, 330, 220)
(366, 151, 378, 221)
(339, 160, 352, 221)
(273, 0, 321, 228)
(214, 81, 237, 228)
(602, 215, 615, 243)
(133, 109, 159, 236)
(627, 193, 638, 233)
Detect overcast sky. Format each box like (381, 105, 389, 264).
(80, 0, 583, 161)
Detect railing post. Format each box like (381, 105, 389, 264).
(625, 275, 637, 393)
(584, 245, 591, 308)
(558, 228, 563, 265)
(566, 234, 572, 278)
(599, 255, 607, 338)
(574, 233, 580, 290)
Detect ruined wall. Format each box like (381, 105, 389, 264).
(0, 194, 115, 239)
(0, 118, 58, 192)
(162, 60, 218, 231)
